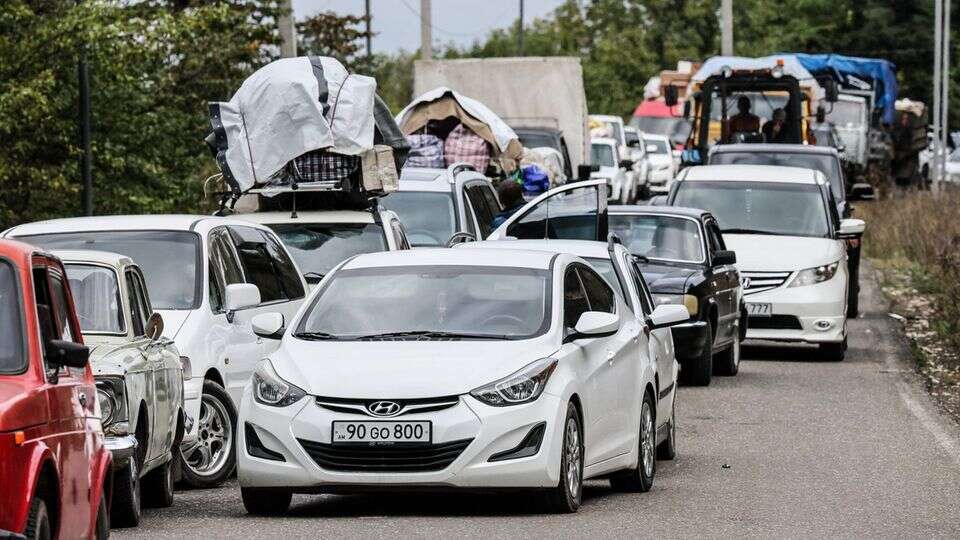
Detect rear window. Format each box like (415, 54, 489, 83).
(0, 261, 25, 373)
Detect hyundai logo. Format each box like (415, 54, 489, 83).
(367, 400, 402, 417)
(741, 277, 752, 289)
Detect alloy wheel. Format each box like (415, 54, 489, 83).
(640, 401, 655, 478)
(182, 393, 233, 477)
(565, 417, 582, 499)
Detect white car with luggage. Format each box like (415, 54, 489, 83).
(667, 164, 865, 360)
(4, 215, 308, 487)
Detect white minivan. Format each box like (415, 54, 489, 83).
(4, 215, 308, 487)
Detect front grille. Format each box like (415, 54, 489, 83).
(314, 395, 460, 418)
(741, 270, 792, 295)
(748, 315, 803, 330)
(298, 438, 473, 472)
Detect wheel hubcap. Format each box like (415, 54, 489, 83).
(565, 417, 582, 498)
(182, 393, 232, 477)
(640, 402, 655, 477)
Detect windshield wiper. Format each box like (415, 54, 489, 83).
(303, 272, 325, 284)
(721, 228, 779, 235)
(352, 330, 506, 340)
(293, 331, 341, 341)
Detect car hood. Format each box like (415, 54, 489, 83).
(647, 154, 672, 167)
(272, 338, 560, 399)
(639, 262, 698, 293)
(85, 336, 142, 376)
(155, 309, 192, 340)
(724, 234, 843, 271)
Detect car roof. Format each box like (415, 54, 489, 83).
(591, 114, 623, 123)
(514, 126, 562, 136)
(0, 238, 46, 263)
(592, 137, 617, 146)
(53, 249, 133, 270)
(465, 239, 612, 260)
(610, 205, 708, 220)
(710, 143, 839, 157)
(680, 164, 824, 184)
(398, 168, 453, 193)
(641, 133, 671, 142)
(344, 247, 558, 271)
(3, 214, 271, 237)
(231, 210, 375, 226)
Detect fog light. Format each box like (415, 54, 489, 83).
(814, 319, 833, 331)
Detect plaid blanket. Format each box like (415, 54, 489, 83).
(406, 134, 445, 168)
(444, 124, 490, 172)
(290, 149, 359, 183)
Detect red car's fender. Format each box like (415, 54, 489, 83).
(0, 436, 57, 535)
(86, 441, 112, 538)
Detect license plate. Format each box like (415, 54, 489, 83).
(332, 421, 431, 444)
(747, 302, 773, 317)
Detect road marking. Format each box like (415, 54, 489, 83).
(895, 378, 960, 468)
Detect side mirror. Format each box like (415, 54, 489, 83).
(682, 100, 691, 119)
(46, 339, 90, 369)
(446, 231, 477, 247)
(838, 218, 866, 238)
(824, 79, 839, 103)
(816, 105, 826, 124)
(664, 84, 679, 107)
(224, 283, 260, 322)
(848, 183, 875, 201)
(647, 304, 689, 329)
(712, 250, 736, 266)
(145, 312, 164, 341)
(648, 195, 667, 206)
(578, 164, 600, 181)
(618, 159, 634, 169)
(646, 144, 659, 153)
(565, 311, 620, 342)
(251, 312, 285, 339)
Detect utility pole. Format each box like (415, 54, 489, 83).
(933, 0, 943, 192)
(721, 0, 733, 56)
(278, 0, 297, 58)
(77, 0, 92, 216)
(420, 0, 433, 60)
(365, 0, 372, 60)
(518, 0, 525, 56)
(941, 0, 951, 190)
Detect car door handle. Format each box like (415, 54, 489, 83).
(78, 393, 87, 407)
(606, 350, 615, 363)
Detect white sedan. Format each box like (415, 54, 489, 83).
(237, 248, 688, 514)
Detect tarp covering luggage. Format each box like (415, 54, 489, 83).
(788, 53, 899, 125)
(692, 55, 824, 101)
(395, 87, 523, 172)
(207, 56, 408, 196)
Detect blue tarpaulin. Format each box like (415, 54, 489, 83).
(785, 54, 899, 125)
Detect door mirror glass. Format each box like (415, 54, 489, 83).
(573, 311, 619, 337)
(145, 312, 164, 341)
(251, 312, 285, 339)
(713, 250, 736, 266)
(824, 79, 839, 103)
(664, 84, 679, 107)
(647, 304, 689, 329)
(224, 283, 260, 314)
(577, 164, 600, 181)
(46, 339, 90, 369)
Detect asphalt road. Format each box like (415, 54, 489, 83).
(117, 264, 960, 539)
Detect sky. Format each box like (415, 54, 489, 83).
(292, 0, 568, 54)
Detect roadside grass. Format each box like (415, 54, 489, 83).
(859, 191, 960, 424)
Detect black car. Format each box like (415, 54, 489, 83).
(610, 205, 745, 386)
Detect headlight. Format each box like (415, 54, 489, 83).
(95, 377, 126, 428)
(788, 262, 839, 287)
(652, 293, 698, 316)
(253, 360, 307, 407)
(97, 388, 115, 425)
(470, 358, 558, 406)
(180, 356, 192, 380)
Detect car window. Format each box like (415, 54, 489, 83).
(0, 261, 25, 374)
(269, 222, 388, 281)
(481, 184, 502, 215)
(125, 271, 146, 336)
(506, 184, 603, 241)
(583, 257, 626, 304)
(379, 191, 457, 247)
(591, 143, 616, 167)
(229, 226, 304, 304)
(49, 271, 77, 343)
(628, 260, 654, 316)
(461, 190, 478, 237)
(64, 264, 124, 334)
(704, 220, 726, 253)
(208, 260, 225, 313)
(211, 231, 244, 286)
(578, 266, 615, 314)
(610, 213, 704, 263)
(465, 184, 494, 238)
(262, 231, 306, 300)
(389, 219, 410, 250)
(563, 267, 590, 328)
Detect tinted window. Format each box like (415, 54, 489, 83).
(563, 268, 589, 328)
(674, 181, 830, 238)
(0, 261, 25, 373)
(263, 233, 305, 299)
(629, 261, 654, 316)
(64, 264, 124, 334)
(516, 132, 559, 151)
(125, 271, 146, 336)
(49, 273, 76, 343)
(481, 185, 502, 215)
(466, 184, 494, 238)
(583, 257, 624, 300)
(208, 260, 224, 313)
(709, 151, 844, 201)
(211, 231, 243, 286)
(578, 267, 615, 314)
(230, 227, 304, 303)
(269, 223, 387, 281)
(610, 214, 704, 262)
(506, 185, 601, 241)
(21, 231, 201, 310)
(379, 191, 457, 247)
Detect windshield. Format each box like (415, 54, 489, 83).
(517, 132, 558, 152)
(631, 117, 692, 145)
(0, 261, 24, 373)
(297, 265, 552, 340)
(712, 92, 789, 123)
(19, 231, 200, 310)
(709, 151, 844, 201)
(826, 99, 865, 126)
(379, 192, 456, 247)
(674, 181, 830, 238)
(584, 257, 624, 299)
(64, 264, 124, 334)
(591, 143, 616, 167)
(648, 139, 670, 154)
(610, 214, 704, 262)
(268, 223, 387, 281)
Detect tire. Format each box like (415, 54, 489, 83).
(178, 380, 237, 489)
(714, 327, 741, 376)
(820, 337, 847, 362)
(680, 321, 712, 386)
(847, 246, 861, 318)
(24, 497, 51, 540)
(110, 458, 141, 528)
(656, 398, 677, 461)
(95, 490, 110, 539)
(241, 487, 292, 516)
(545, 403, 583, 513)
(142, 460, 174, 508)
(610, 391, 656, 492)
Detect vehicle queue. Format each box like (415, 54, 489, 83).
(0, 53, 866, 538)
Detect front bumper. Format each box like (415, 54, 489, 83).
(670, 321, 710, 361)
(237, 385, 565, 491)
(743, 274, 847, 344)
(105, 434, 138, 468)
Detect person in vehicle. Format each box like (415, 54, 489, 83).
(762, 108, 789, 143)
(728, 96, 760, 141)
(492, 180, 526, 228)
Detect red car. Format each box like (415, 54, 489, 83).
(0, 240, 112, 539)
